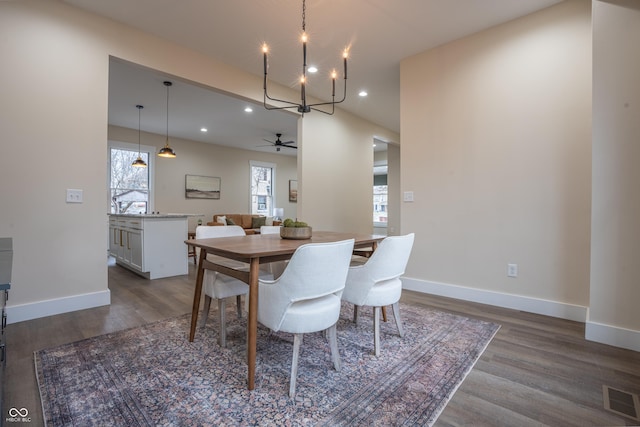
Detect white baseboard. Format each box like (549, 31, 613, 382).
(6, 290, 111, 324)
(404, 278, 640, 351)
(585, 320, 640, 352)
(402, 277, 588, 322)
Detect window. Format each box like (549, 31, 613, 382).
(250, 161, 275, 216)
(373, 185, 388, 224)
(373, 172, 387, 225)
(108, 141, 154, 214)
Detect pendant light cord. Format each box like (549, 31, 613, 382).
(137, 105, 142, 154)
(166, 83, 170, 140)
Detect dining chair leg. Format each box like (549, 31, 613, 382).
(373, 306, 381, 357)
(327, 324, 341, 371)
(201, 295, 212, 327)
(392, 302, 404, 337)
(290, 333, 303, 397)
(236, 295, 243, 318)
(353, 305, 360, 324)
(218, 298, 227, 348)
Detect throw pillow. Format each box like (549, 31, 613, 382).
(251, 216, 266, 228)
(216, 215, 227, 225)
(266, 216, 274, 226)
(226, 218, 236, 225)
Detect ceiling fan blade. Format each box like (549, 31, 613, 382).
(262, 138, 275, 144)
(282, 140, 295, 145)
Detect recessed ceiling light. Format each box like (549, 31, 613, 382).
(308, 66, 318, 73)
(244, 107, 253, 113)
(200, 127, 208, 132)
(359, 91, 368, 97)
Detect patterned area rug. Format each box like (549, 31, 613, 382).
(35, 302, 499, 426)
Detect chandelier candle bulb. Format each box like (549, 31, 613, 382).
(331, 70, 337, 96)
(302, 33, 308, 67)
(343, 50, 348, 79)
(262, 44, 268, 75)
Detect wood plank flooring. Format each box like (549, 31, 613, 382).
(4, 261, 639, 426)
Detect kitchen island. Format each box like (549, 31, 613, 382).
(108, 214, 189, 279)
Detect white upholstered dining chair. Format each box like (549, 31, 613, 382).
(195, 225, 249, 347)
(259, 225, 281, 234)
(342, 233, 415, 357)
(257, 238, 355, 397)
(259, 225, 287, 279)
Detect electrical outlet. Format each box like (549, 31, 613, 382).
(507, 263, 518, 278)
(66, 189, 83, 203)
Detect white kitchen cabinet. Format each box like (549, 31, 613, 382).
(121, 218, 142, 269)
(109, 217, 120, 258)
(108, 214, 188, 279)
(128, 228, 143, 271)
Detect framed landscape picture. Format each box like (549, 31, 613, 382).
(185, 175, 221, 199)
(289, 180, 298, 202)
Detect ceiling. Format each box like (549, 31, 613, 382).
(66, 0, 563, 156)
(108, 58, 300, 156)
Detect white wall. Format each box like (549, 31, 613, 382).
(401, 1, 593, 320)
(0, 0, 394, 323)
(386, 144, 401, 236)
(298, 110, 398, 234)
(1, 1, 114, 321)
(108, 126, 298, 229)
(589, 0, 640, 350)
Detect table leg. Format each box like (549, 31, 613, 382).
(247, 257, 260, 390)
(189, 248, 206, 342)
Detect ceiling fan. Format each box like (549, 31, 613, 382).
(260, 133, 297, 152)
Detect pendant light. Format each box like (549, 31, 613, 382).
(158, 80, 177, 158)
(132, 104, 147, 168)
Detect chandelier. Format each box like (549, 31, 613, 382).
(262, 0, 348, 115)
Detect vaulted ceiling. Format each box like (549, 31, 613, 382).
(65, 0, 563, 155)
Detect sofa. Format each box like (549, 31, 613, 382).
(206, 214, 280, 234)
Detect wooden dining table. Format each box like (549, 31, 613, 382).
(185, 230, 386, 390)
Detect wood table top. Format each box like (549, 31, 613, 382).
(186, 230, 385, 260)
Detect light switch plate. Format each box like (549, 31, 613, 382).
(66, 189, 83, 203)
(403, 191, 414, 202)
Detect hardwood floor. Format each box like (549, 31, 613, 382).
(4, 261, 640, 426)
(402, 293, 640, 426)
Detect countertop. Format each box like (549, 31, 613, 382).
(108, 213, 200, 219)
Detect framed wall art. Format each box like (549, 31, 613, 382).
(289, 180, 298, 202)
(185, 175, 221, 199)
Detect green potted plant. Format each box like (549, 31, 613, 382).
(280, 218, 312, 239)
